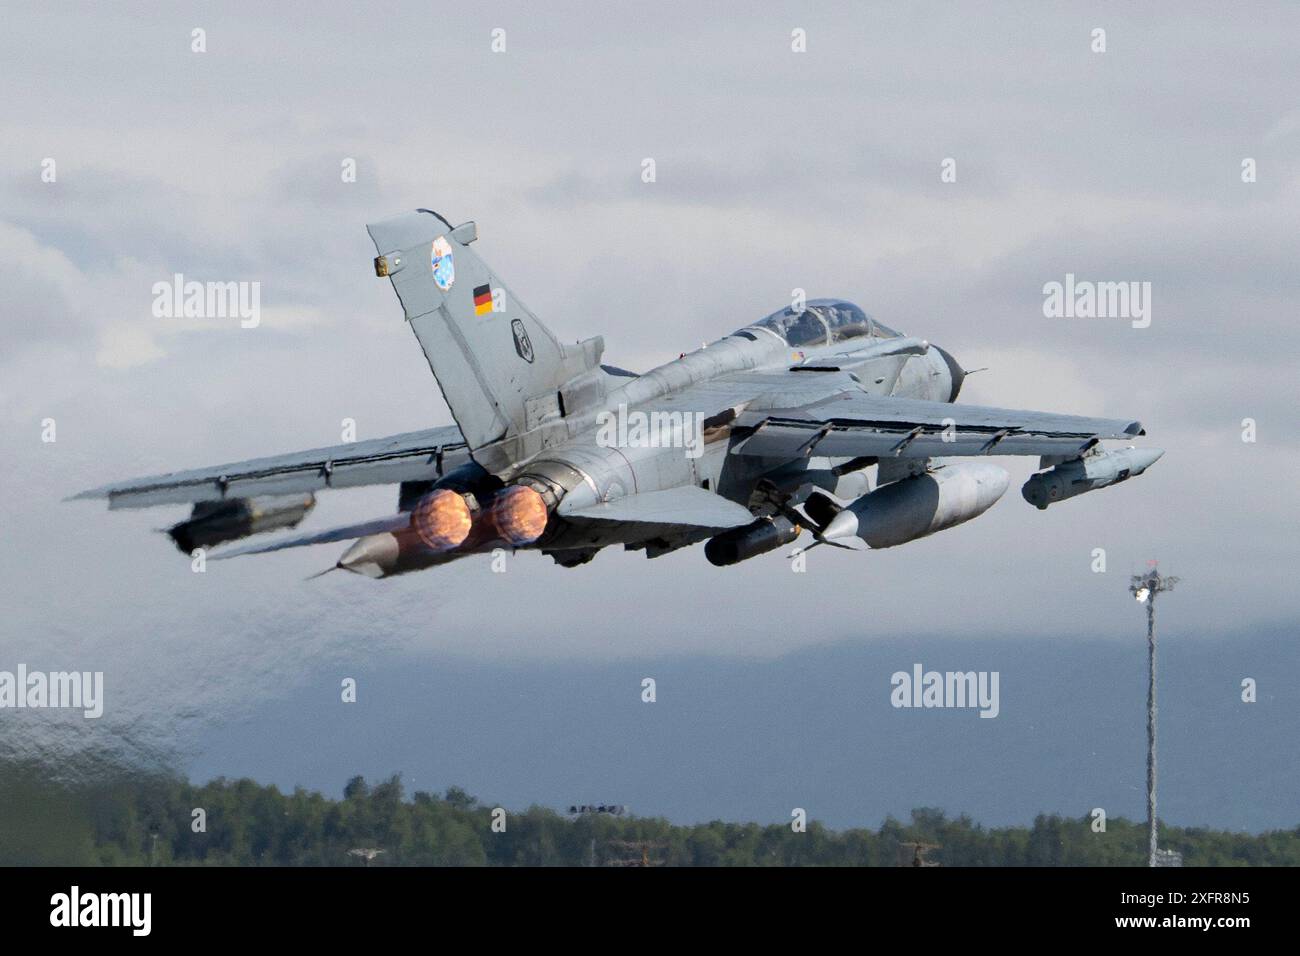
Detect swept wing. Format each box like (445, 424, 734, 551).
(728, 390, 1143, 460)
(72, 425, 468, 509)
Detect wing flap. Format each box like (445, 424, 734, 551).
(731, 392, 1143, 460)
(73, 425, 468, 509)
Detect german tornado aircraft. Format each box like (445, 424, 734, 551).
(74, 209, 1163, 577)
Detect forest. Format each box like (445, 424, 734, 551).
(2, 760, 1295, 866)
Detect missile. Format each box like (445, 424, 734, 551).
(821, 462, 1009, 549)
(1020, 447, 1163, 510)
(167, 494, 315, 553)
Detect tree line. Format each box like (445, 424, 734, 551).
(2, 761, 1294, 866)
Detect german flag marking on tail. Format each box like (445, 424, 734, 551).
(473, 284, 493, 316)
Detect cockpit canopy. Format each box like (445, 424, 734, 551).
(737, 299, 900, 348)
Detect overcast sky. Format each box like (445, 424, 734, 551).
(2, 3, 1297, 824)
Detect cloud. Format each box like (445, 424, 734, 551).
(0, 221, 88, 344)
(95, 323, 166, 369)
(2, 1, 1299, 780)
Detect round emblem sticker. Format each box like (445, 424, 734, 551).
(431, 236, 455, 291)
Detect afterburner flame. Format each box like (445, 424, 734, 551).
(490, 485, 548, 546)
(411, 489, 473, 551)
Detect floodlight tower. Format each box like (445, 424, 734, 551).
(1129, 563, 1178, 867)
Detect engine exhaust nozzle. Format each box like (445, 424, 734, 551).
(411, 489, 474, 551)
(487, 485, 549, 547)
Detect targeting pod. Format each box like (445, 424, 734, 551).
(1021, 447, 1163, 510)
(167, 494, 315, 553)
(705, 516, 801, 566)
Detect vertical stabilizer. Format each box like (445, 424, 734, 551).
(367, 210, 602, 457)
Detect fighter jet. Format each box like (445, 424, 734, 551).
(73, 209, 1163, 577)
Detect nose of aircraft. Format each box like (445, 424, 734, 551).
(933, 346, 966, 402)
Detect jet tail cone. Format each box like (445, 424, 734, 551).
(338, 533, 400, 578)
